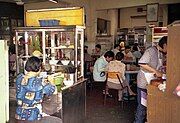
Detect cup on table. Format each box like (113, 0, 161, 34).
(126, 64, 130, 71)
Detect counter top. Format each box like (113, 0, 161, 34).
(150, 78, 165, 87)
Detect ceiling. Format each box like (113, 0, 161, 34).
(0, 0, 60, 4)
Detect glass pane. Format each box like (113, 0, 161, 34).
(28, 31, 42, 55)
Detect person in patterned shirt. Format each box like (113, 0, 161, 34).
(15, 56, 62, 123)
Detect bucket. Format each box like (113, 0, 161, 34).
(54, 76, 64, 92)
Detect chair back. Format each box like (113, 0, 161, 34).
(106, 72, 124, 88)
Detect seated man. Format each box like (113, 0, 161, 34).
(122, 46, 135, 61)
(112, 44, 121, 55)
(91, 44, 103, 61)
(93, 51, 114, 83)
(106, 52, 136, 101)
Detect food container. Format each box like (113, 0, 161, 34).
(54, 76, 64, 92)
(150, 78, 164, 87)
(39, 20, 60, 26)
(61, 60, 70, 65)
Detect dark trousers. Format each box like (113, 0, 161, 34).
(134, 87, 147, 123)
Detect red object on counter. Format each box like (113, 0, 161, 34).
(154, 27, 168, 33)
(150, 78, 165, 87)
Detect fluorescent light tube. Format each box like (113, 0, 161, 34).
(49, 0, 58, 3)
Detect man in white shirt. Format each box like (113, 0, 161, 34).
(134, 36, 167, 123)
(93, 51, 114, 82)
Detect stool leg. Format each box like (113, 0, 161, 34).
(104, 86, 107, 105)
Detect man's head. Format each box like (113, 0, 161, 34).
(104, 51, 114, 62)
(25, 56, 42, 72)
(158, 36, 167, 53)
(84, 45, 88, 53)
(114, 44, 120, 50)
(124, 46, 131, 54)
(95, 44, 101, 52)
(116, 52, 124, 61)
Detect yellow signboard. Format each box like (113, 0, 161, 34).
(25, 7, 84, 26)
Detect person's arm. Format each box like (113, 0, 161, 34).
(139, 48, 163, 78)
(43, 76, 56, 96)
(43, 84, 56, 96)
(121, 64, 126, 80)
(96, 59, 106, 72)
(139, 64, 162, 77)
(105, 63, 109, 72)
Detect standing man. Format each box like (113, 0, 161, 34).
(134, 36, 167, 123)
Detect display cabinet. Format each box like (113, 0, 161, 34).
(14, 25, 85, 83)
(150, 26, 168, 45)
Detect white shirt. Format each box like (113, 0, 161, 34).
(106, 60, 126, 84)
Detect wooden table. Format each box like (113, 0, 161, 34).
(125, 70, 139, 84)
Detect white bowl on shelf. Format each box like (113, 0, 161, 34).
(71, 61, 80, 65)
(61, 60, 70, 65)
(63, 80, 74, 86)
(49, 60, 59, 65)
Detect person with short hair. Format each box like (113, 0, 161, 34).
(134, 36, 168, 123)
(93, 44, 103, 56)
(122, 46, 135, 61)
(93, 51, 114, 82)
(15, 56, 62, 123)
(112, 44, 121, 55)
(106, 52, 136, 101)
(84, 45, 92, 62)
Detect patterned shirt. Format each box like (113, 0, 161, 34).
(106, 60, 126, 84)
(15, 73, 55, 121)
(137, 46, 158, 89)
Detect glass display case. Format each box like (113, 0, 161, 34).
(14, 25, 85, 83)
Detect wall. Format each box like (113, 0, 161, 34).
(120, 6, 146, 28)
(92, 0, 180, 10)
(120, 4, 168, 28)
(24, 0, 180, 43)
(0, 2, 24, 19)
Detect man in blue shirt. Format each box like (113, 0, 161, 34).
(93, 51, 114, 82)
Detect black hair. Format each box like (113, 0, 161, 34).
(84, 45, 88, 48)
(9, 44, 16, 54)
(95, 44, 101, 49)
(116, 52, 124, 61)
(25, 56, 42, 72)
(114, 44, 119, 49)
(132, 46, 138, 51)
(125, 46, 131, 49)
(104, 51, 114, 58)
(158, 36, 167, 49)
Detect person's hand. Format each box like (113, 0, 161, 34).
(47, 75, 54, 84)
(154, 70, 163, 78)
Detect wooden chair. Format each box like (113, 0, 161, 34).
(103, 72, 130, 108)
(84, 61, 94, 90)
